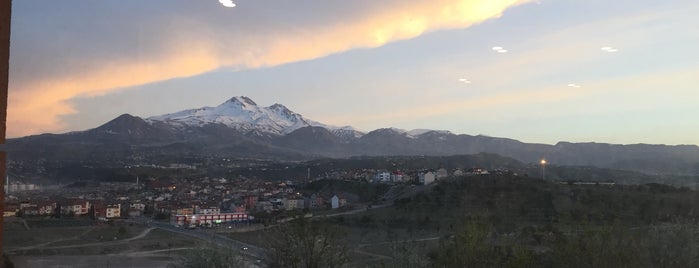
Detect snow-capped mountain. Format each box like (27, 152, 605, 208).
(147, 96, 361, 137)
(407, 129, 453, 137)
(8, 95, 699, 178)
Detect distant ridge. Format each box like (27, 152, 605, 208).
(6, 96, 699, 178)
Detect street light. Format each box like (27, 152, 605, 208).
(540, 159, 547, 180)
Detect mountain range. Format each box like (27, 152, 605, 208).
(6, 96, 699, 177)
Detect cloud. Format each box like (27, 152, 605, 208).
(219, 0, 236, 8)
(492, 46, 508, 53)
(8, 0, 531, 137)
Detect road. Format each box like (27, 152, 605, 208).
(145, 220, 267, 261)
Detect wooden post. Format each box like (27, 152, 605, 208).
(0, 0, 12, 259)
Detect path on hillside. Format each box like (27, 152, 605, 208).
(353, 249, 392, 260)
(122, 247, 193, 256)
(349, 235, 441, 265)
(357, 236, 441, 248)
(10, 227, 155, 251)
(19, 218, 30, 230)
(124, 227, 155, 241)
(8, 226, 96, 251)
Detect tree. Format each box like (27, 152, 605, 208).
(3, 253, 15, 268)
(265, 216, 348, 268)
(430, 216, 538, 268)
(430, 217, 498, 267)
(169, 247, 243, 268)
(551, 223, 647, 268)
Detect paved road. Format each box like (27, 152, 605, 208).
(321, 203, 392, 217)
(146, 221, 267, 261)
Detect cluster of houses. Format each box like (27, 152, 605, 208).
(3, 175, 353, 226)
(322, 167, 493, 185)
(4, 165, 502, 223)
(3, 198, 147, 220)
(4, 182, 39, 193)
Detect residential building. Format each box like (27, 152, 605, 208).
(128, 208, 143, 218)
(196, 206, 221, 215)
(244, 195, 258, 209)
(171, 212, 249, 227)
(38, 202, 56, 216)
(176, 207, 194, 215)
(130, 203, 146, 211)
(4, 203, 18, 217)
(283, 198, 304, 211)
(419, 172, 436, 185)
(436, 168, 448, 179)
(466, 168, 489, 176)
(62, 199, 91, 216)
(255, 201, 273, 212)
(106, 204, 121, 219)
(331, 195, 340, 209)
(374, 172, 391, 182)
(391, 171, 404, 182)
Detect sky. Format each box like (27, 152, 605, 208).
(8, 0, 699, 145)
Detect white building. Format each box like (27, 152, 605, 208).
(331, 195, 340, 209)
(130, 203, 146, 211)
(283, 198, 304, 210)
(466, 168, 489, 176)
(196, 206, 221, 215)
(106, 204, 121, 219)
(391, 172, 404, 182)
(419, 172, 436, 185)
(374, 172, 391, 182)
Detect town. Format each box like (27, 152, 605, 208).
(4, 165, 498, 228)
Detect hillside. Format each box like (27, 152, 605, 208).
(5, 96, 699, 183)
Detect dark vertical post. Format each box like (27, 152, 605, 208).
(0, 0, 11, 259)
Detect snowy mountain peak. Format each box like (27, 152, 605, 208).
(371, 127, 409, 135)
(407, 129, 453, 136)
(147, 96, 358, 137)
(269, 103, 294, 116)
(225, 96, 257, 107)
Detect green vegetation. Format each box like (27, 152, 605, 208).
(225, 174, 699, 266)
(265, 216, 349, 268)
(427, 216, 699, 267)
(324, 174, 699, 266)
(168, 247, 244, 268)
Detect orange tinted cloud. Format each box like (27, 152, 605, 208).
(9, 0, 530, 137)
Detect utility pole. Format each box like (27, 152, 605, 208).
(0, 0, 12, 259)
